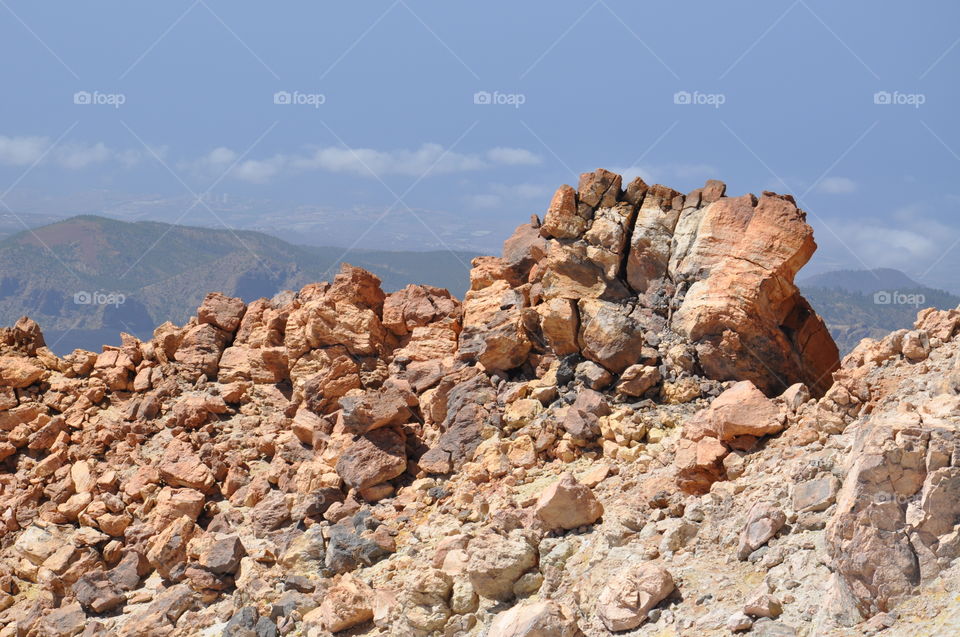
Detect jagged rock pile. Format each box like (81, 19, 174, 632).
(2, 170, 956, 636)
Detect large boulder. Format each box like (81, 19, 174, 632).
(458, 281, 532, 371)
(672, 192, 839, 396)
(595, 563, 674, 631)
(533, 472, 603, 531)
(488, 600, 582, 637)
(335, 428, 407, 491)
(466, 532, 538, 601)
(683, 381, 784, 442)
(197, 292, 246, 333)
(0, 355, 45, 388)
(472, 171, 839, 397)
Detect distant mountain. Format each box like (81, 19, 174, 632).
(798, 268, 922, 295)
(0, 211, 63, 242)
(0, 215, 476, 354)
(3, 190, 519, 255)
(800, 268, 960, 354)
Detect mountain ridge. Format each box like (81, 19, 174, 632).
(799, 267, 960, 353)
(0, 215, 476, 353)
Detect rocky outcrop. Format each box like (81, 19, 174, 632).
(457, 170, 837, 401)
(0, 170, 876, 637)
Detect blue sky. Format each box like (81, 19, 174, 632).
(1, 1, 959, 289)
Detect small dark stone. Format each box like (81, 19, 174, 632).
(426, 486, 448, 501)
(271, 590, 317, 619)
(324, 523, 391, 575)
(555, 355, 579, 386)
(107, 550, 149, 591)
(223, 606, 259, 636)
(74, 570, 124, 613)
(254, 617, 278, 637)
(199, 535, 245, 575)
(350, 509, 381, 533)
(283, 575, 315, 593)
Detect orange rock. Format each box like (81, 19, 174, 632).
(533, 472, 603, 531)
(158, 439, 215, 492)
(683, 381, 784, 442)
(541, 184, 586, 240)
(197, 292, 247, 333)
(675, 436, 728, 494)
(0, 356, 45, 388)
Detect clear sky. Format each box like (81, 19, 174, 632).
(1, 1, 959, 288)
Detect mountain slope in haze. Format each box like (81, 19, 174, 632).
(4, 189, 519, 255)
(800, 268, 960, 353)
(0, 215, 475, 353)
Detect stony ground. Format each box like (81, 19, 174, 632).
(1, 170, 959, 636)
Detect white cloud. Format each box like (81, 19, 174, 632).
(465, 182, 553, 209)
(609, 165, 654, 185)
(55, 142, 113, 169)
(820, 205, 957, 272)
(0, 135, 49, 166)
(177, 147, 236, 177)
(0, 134, 143, 170)
(292, 143, 490, 177)
(233, 156, 286, 184)
(181, 143, 542, 183)
(816, 176, 858, 195)
(486, 147, 542, 166)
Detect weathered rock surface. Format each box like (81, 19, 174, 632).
(12, 171, 959, 637)
(533, 472, 603, 531)
(595, 562, 674, 631)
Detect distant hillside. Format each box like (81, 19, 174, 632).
(800, 268, 960, 354)
(799, 268, 922, 295)
(0, 216, 476, 354)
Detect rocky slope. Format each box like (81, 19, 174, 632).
(1, 170, 956, 636)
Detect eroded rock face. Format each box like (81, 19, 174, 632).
(461, 169, 838, 400)
(595, 562, 674, 631)
(488, 600, 582, 637)
(672, 192, 839, 397)
(0, 171, 854, 637)
(533, 472, 603, 532)
(466, 532, 538, 601)
(825, 405, 960, 617)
